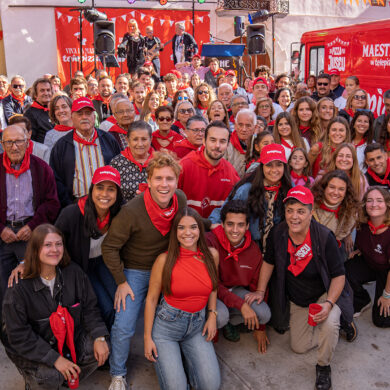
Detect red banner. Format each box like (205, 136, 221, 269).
(54, 7, 210, 85)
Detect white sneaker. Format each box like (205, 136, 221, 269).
(353, 302, 372, 318)
(108, 376, 128, 390)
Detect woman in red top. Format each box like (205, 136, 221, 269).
(144, 207, 220, 390)
(345, 186, 390, 328)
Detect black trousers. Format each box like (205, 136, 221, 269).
(6, 332, 98, 390)
(345, 255, 390, 328)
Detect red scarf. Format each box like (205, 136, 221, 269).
(386, 139, 390, 152)
(229, 114, 235, 124)
(78, 196, 110, 230)
(0, 91, 10, 101)
(287, 229, 313, 276)
(133, 102, 140, 115)
(210, 68, 223, 77)
(299, 125, 311, 134)
(368, 221, 388, 235)
(320, 203, 340, 219)
(353, 138, 366, 148)
(3, 144, 31, 178)
(172, 120, 185, 130)
(54, 124, 73, 132)
(144, 187, 178, 236)
(94, 94, 110, 106)
(121, 147, 153, 172)
(179, 246, 204, 261)
(230, 131, 246, 155)
(268, 120, 275, 126)
(106, 115, 116, 124)
(281, 138, 295, 150)
(174, 138, 198, 152)
(290, 170, 308, 184)
(31, 101, 49, 112)
(212, 225, 251, 262)
(264, 183, 281, 201)
(11, 93, 26, 106)
(366, 158, 390, 186)
(109, 122, 127, 135)
(345, 109, 355, 118)
(73, 129, 98, 147)
(197, 103, 208, 115)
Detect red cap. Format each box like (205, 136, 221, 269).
(144, 61, 153, 66)
(253, 77, 269, 88)
(283, 185, 314, 206)
(192, 54, 201, 59)
(72, 97, 95, 112)
(92, 166, 121, 187)
(329, 69, 340, 76)
(259, 143, 287, 165)
(169, 69, 182, 79)
(225, 70, 236, 77)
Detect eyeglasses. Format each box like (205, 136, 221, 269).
(258, 105, 271, 109)
(187, 127, 206, 134)
(178, 96, 189, 101)
(317, 82, 329, 86)
(1, 139, 27, 148)
(158, 116, 173, 122)
(353, 95, 366, 100)
(12, 84, 25, 89)
(197, 90, 209, 95)
(178, 108, 193, 114)
(115, 109, 134, 115)
(233, 102, 248, 107)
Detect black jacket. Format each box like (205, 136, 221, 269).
(93, 99, 112, 124)
(24, 105, 53, 143)
(265, 219, 354, 329)
(49, 129, 121, 208)
(2, 94, 32, 123)
(2, 263, 108, 367)
(172, 32, 198, 64)
(310, 91, 337, 102)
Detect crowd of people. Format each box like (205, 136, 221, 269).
(0, 19, 389, 390)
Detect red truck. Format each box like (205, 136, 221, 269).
(298, 19, 390, 116)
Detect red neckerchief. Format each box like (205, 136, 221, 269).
(268, 120, 275, 126)
(106, 115, 116, 124)
(320, 203, 340, 219)
(144, 187, 178, 236)
(353, 138, 366, 148)
(299, 125, 311, 134)
(172, 120, 185, 130)
(78, 196, 110, 230)
(290, 170, 307, 184)
(73, 129, 98, 147)
(345, 109, 355, 118)
(138, 182, 148, 193)
(368, 221, 388, 235)
(179, 246, 204, 261)
(94, 94, 110, 106)
(121, 147, 153, 172)
(174, 138, 198, 152)
(366, 158, 390, 186)
(264, 183, 281, 201)
(109, 122, 127, 135)
(232, 82, 239, 91)
(3, 143, 31, 178)
(210, 68, 222, 77)
(31, 101, 49, 112)
(133, 102, 140, 115)
(212, 225, 251, 261)
(54, 124, 74, 132)
(0, 91, 10, 101)
(153, 130, 175, 141)
(197, 103, 207, 114)
(229, 114, 235, 124)
(287, 229, 313, 277)
(49, 305, 77, 364)
(386, 139, 390, 152)
(230, 131, 246, 155)
(11, 93, 26, 106)
(281, 138, 295, 150)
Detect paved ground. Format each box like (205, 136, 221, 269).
(1, 284, 389, 390)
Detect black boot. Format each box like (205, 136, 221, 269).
(315, 364, 332, 390)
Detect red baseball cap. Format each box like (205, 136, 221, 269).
(283, 185, 314, 206)
(253, 77, 269, 88)
(329, 69, 340, 76)
(92, 166, 121, 187)
(169, 69, 182, 79)
(259, 143, 287, 165)
(192, 54, 201, 59)
(225, 70, 236, 77)
(72, 97, 95, 112)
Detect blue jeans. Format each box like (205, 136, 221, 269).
(152, 299, 221, 390)
(109, 268, 151, 376)
(87, 256, 117, 331)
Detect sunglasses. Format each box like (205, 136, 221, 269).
(12, 84, 25, 89)
(197, 90, 209, 95)
(178, 96, 189, 101)
(353, 95, 366, 100)
(178, 108, 193, 114)
(158, 116, 172, 122)
(317, 82, 329, 86)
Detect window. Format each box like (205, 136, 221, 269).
(309, 46, 325, 76)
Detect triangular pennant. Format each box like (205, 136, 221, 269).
(130, 11, 135, 17)
(160, 19, 165, 26)
(67, 15, 73, 23)
(57, 11, 62, 19)
(199, 16, 204, 22)
(169, 20, 174, 26)
(121, 14, 127, 21)
(140, 13, 146, 20)
(190, 20, 194, 25)
(111, 17, 116, 22)
(150, 17, 155, 23)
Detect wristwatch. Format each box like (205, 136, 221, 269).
(208, 309, 218, 316)
(95, 336, 106, 342)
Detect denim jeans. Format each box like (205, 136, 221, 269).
(152, 299, 221, 390)
(109, 268, 151, 377)
(87, 256, 117, 331)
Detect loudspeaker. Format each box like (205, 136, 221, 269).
(94, 21, 115, 55)
(247, 24, 266, 55)
(234, 16, 245, 37)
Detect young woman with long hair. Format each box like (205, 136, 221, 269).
(339, 88, 369, 123)
(288, 147, 314, 187)
(273, 87, 293, 118)
(291, 96, 322, 146)
(309, 116, 351, 178)
(317, 97, 337, 141)
(140, 91, 161, 132)
(273, 112, 309, 159)
(345, 186, 390, 328)
(207, 99, 230, 129)
(194, 82, 216, 118)
(378, 114, 390, 157)
(171, 89, 192, 111)
(144, 207, 220, 390)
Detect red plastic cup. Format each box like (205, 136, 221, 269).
(68, 376, 79, 389)
(308, 303, 322, 326)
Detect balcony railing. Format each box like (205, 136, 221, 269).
(216, 0, 289, 16)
